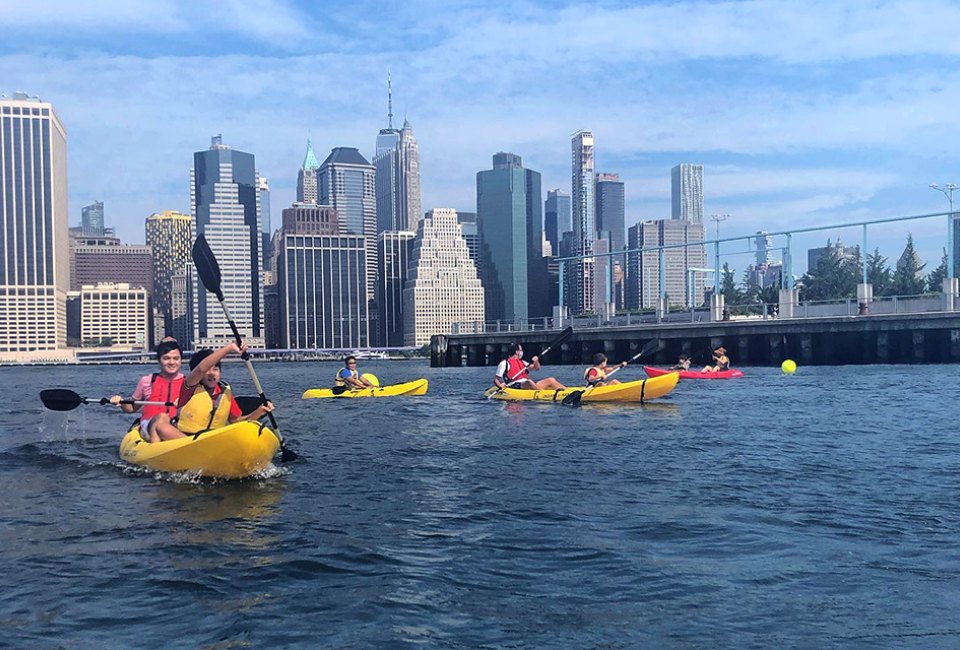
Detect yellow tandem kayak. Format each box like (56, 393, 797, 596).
(119, 421, 280, 479)
(483, 373, 679, 403)
(301, 378, 429, 399)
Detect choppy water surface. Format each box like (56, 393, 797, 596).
(2, 360, 959, 648)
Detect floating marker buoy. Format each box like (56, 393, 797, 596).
(781, 359, 797, 374)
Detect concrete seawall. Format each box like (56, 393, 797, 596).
(431, 312, 960, 367)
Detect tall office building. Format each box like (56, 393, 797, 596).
(70, 240, 153, 292)
(145, 210, 192, 335)
(319, 147, 377, 300)
(376, 230, 415, 347)
(276, 202, 369, 348)
(403, 208, 484, 347)
(596, 173, 625, 254)
(754, 231, 773, 266)
(456, 211, 479, 264)
(190, 134, 264, 347)
(626, 219, 706, 309)
(373, 77, 422, 234)
(544, 189, 571, 257)
(671, 163, 704, 225)
(297, 138, 319, 204)
(477, 152, 550, 322)
(81, 200, 104, 235)
(259, 175, 272, 266)
(0, 93, 69, 353)
(570, 130, 596, 314)
(170, 271, 192, 346)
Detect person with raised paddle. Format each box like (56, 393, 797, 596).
(494, 342, 567, 391)
(701, 346, 730, 373)
(173, 341, 275, 441)
(583, 353, 625, 386)
(562, 338, 662, 406)
(335, 355, 375, 390)
(108, 338, 185, 442)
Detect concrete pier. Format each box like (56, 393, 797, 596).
(431, 312, 960, 367)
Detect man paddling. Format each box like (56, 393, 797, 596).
(494, 343, 566, 391)
(109, 338, 184, 442)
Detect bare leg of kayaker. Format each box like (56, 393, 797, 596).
(149, 413, 187, 443)
(534, 377, 566, 390)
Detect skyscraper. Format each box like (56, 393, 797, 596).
(297, 138, 319, 204)
(626, 219, 706, 309)
(544, 189, 571, 257)
(0, 93, 69, 353)
(477, 152, 550, 322)
(81, 200, 104, 235)
(403, 209, 484, 346)
(671, 163, 704, 224)
(190, 134, 264, 347)
(456, 211, 479, 264)
(319, 147, 377, 300)
(376, 230, 415, 347)
(595, 173, 624, 254)
(571, 130, 596, 314)
(145, 210, 192, 336)
(373, 78, 422, 233)
(259, 175, 271, 266)
(276, 203, 369, 348)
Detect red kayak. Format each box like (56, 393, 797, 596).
(643, 365, 744, 380)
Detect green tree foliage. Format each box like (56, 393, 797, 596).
(799, 239, 860, 300)
(890, 234, 926, 296)
(866, 248, 892, 296)
(719, 262, 743, 304)
(926, 248, 948, 293)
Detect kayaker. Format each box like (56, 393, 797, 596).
(584, 353, 624, 386)
(671, 355, 691, 371)
(335, 355, 375, 389)
(701, 347, 730, 373)
(494, 343, 566, 390)
(109, 338, 185, 443)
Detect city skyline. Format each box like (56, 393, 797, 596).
(3, 1, 957, 273)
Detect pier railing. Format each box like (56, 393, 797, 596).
(451, 291, 953, 333)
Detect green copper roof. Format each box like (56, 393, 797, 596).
(302, 138, 320, 171)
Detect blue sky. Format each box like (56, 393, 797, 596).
(2, 0, 958, 276)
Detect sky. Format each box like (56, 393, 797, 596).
(2, 0, 958, 277)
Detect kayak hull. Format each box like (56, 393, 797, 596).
(643, 365, 744, 380)
(302, 378, 428, 399)
(483, 373, 678, 403)
(119, 421, 280, 479)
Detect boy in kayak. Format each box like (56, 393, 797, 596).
(671, 355, 691, 371)
(584, 353, 624, 386)
(335, 355, 376, 389)
(494, 343, 566, 390)
(701, 347, 730, 373)
(168, 341, 275, 441)
(109, 338, 184, 443)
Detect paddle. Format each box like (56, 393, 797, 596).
(40, 389, 173, 412)
(486, 326, 574, 399)
(192, 234, 297, 462)
(562, 338, 663, 406)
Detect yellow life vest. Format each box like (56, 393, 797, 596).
(583, 366, 607, 382)
(177, 382, 233, 434)
(335, 368, 359, 387)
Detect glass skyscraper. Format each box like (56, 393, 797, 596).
(571, 130, 596, 314)
(671, 163, 704, 224)
(190, 135, 264, 347)
(81, 200, 105, 235)
(477, 152, 551, 322)
(544, 189, 571, 257)
(595, 173, 624, 254)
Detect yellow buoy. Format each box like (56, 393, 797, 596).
(781, 359, 797, 374)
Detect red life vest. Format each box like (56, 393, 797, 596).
(503, 357, 529, 383)
(142, 373, 184, 420)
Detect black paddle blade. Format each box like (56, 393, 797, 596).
(191, 234, 223, 299)
(280, 446, 299, 462)
(561, 390, 584, 407)
(40, 389, 84, 411)
(539, 326, 574, 359)
(235, 395, 265, 416)
(330, 386, 350, 396)
(638, 338, 662, 359)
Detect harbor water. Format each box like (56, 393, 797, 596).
(1, 361, 959, 648)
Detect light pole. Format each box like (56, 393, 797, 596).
(710, 213, 730, 292)
(930, 183, 957, 280)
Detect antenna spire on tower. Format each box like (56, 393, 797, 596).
(387, 72, 394, 129)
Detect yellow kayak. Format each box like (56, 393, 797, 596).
(119, 421, 280, 479)
(483, 373, 679, 403)
(302, 378, 428, 399)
